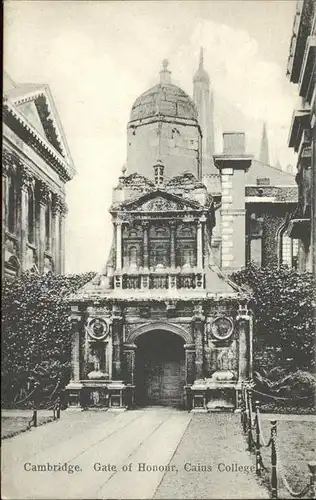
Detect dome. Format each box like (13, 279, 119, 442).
(130, 60, 198, 122)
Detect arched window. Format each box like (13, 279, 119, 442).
(279, 225, 299, 269)
(8, 175, 17, 234)
(27, 187, 35, 244)
(45, 197, 52, 252)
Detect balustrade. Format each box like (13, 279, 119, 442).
(119, 271, 205, 290)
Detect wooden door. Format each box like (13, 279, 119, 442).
(135, 331, 185, 407)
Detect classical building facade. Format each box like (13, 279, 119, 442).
(286, 0, 316, 274)
(3, 72, 76, 278)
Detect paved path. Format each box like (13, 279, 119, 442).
(2, 408, 267, 499)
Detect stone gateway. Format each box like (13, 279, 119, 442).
(66, 59, 254, 412)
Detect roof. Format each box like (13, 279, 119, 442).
(245, 160, 296, 186)
(3, 72, 76, 181)
(130, 83, 198, 122)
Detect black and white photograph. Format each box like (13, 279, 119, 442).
(2, 0, 316, 499)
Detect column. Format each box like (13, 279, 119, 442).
(38, 181, 50, 273)
(184, 344, 196, 385)
(193, 304, 205, 379)
(115, 220, 122, 271)
(59, 200, 67, 274)
(197, 220, 203, 269)
(70, 314, 81, 381)
(112, 305, 123, 379)
(123, 344, 137, 385)
(19, 167, 33, 272)
(236, 305, 252, 383)
(170, 221, 176, 268)
(142, 221, 149, 269)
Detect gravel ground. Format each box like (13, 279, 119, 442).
(154, 413, 268, 499)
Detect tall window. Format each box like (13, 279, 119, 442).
(45, 197, 52, 252)
(8, 176, 16, 234)
(179, 244, 195, 267)
(279, 225, 299, 268)
(27, 187, 35, 244)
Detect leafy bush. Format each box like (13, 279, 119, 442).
(230, 264, 316, 372)
(2, 271, 94, 406)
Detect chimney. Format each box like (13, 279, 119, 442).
(213, 132, 253, 272)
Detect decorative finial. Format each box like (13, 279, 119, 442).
(160, 59, 171, 84)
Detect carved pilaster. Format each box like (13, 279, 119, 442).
(123, 343, 137, 385)
(70, 313, 81, 381)
(142, 221, 149, 269)
(236, 304, 252, 383)
(170, 221, 176, 268)
(112, 304, 123, 379)
(184, 343, 196, 385)
(115, 219, 123, 271)
(197, 215, 206, 270)
(193, 303, 205, 379)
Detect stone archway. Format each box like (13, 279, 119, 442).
(124, 323, 195, 408)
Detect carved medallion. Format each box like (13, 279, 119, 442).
(209, 316, 234, 341)
(88, 318, 110, 341)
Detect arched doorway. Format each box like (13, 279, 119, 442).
(135, 330, 185, 407)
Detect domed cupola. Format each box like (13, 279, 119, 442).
(127, 59, 202, 181)
(130, 60, 198, 122)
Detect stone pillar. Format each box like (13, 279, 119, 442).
(70, 313, 81, 381)
(115, 220, 123, 271)
(124, 344, 137, 385)
(170, 221, 176, 268)
(184, 344, 196, 385)
(38, 181, 50, 273)
(197, 220, 203, 269)
(142, 221, 149, 269)
(193, 304, 205, 379)
(213, 133, 253, 273)
(112, 305, 123, 379)
(52, 195, 61, 274)
(236, 304, 252, 383)
(59, 201, 67, 274)
(19, 167, 33, 272)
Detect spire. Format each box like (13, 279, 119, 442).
(199, 47, 204, 69)
(193, 46, 209, 83)
(159, 59, 171, 84)
(193, 48, 216, 175)
(259, 122, 270, 165)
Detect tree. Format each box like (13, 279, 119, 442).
(230, 264, 316, 372)
(2, 271, 94, 406)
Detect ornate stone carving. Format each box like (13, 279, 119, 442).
(52, 193, 64, 215)
(37, 180, 51, 204)
(19, 165, 34, 189)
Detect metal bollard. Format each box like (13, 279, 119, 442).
(308, 461, 316, 499)
(255, 401, 261, 476)
(271, 420, 278, 499)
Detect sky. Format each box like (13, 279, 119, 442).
(4, 0, 299, 273)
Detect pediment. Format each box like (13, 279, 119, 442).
(121, 190, 201, 212)
(5, 83, 73, 165)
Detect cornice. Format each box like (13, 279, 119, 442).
(3, 101, 76, 182)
